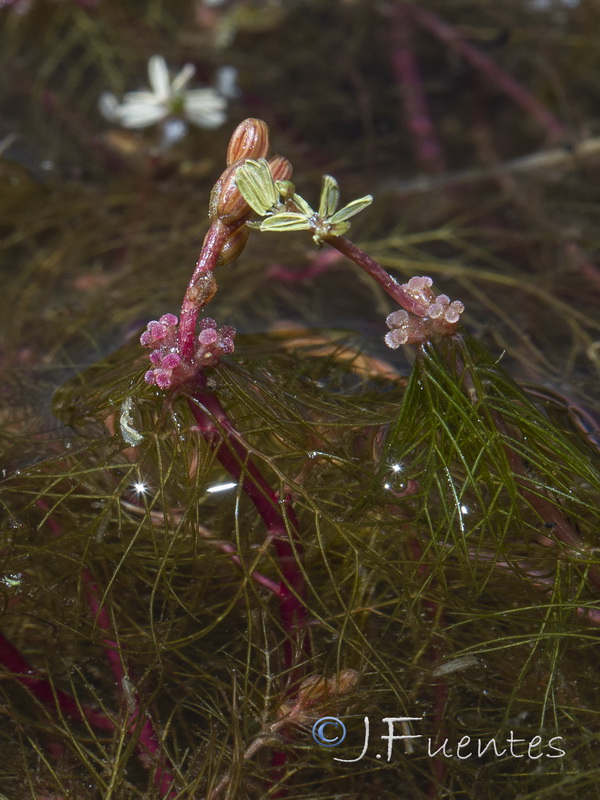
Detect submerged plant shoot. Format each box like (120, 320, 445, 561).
(1, 2, 600, 799)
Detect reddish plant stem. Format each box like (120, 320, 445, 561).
(322, 246, 597, 592)
(220, 542, 286, 597)
(121, 500, 283, 597)
(407, 4, 566, 142)
(268, 249, 344, 283)
(524, 383, 600, 450)
(392, 3, 445, 173)
(186, 382, 310, 679)
(0, 630, 114, 732)
(438, 350, 600, 593)
(83, 569, 177, 798)
(178, 220, 236, 361)
(36, 500, 176, 798)
(466, 552, 600, 627)
(325, 235, 425, 314)
(177, 200, 309, 795)
(488, 409, 600, 592)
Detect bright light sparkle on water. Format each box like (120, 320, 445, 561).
(132, 481, 149, 496)
(206, 481, 238, 494)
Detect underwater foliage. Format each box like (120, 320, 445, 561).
(1, 2, 600, 799)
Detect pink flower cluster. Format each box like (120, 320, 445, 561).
(140, 313, 182, 389)
(385, 276, 464, 348)
(140, 314, 236, 389)
(196, 317, 236, 366)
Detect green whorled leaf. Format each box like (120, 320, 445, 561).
(325, 220, 351, 239)
(275, 179, 296, 199)
(318, 175, 340, 219)
(329, 194, 373, 224)
(234, 158, 279, 215)
(259, 212, 313, 232)
(291, 192, 315, 218)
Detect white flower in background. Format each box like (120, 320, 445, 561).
(99, 54, 227, 134)
(214, 65, 240, 100)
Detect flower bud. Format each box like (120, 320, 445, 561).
(226, 118, 270, 166)
(401, 276, 436, 317)
(210, 163, 251, 223)
(217, 221, 250, 266)
(278, 668, 359, 722)
(297, 669, 359, 706)
(268, 155, 293, 183)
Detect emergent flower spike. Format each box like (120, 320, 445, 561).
(140, 117, 465, 393)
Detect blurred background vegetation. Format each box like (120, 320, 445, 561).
(1, 1, 600, 798)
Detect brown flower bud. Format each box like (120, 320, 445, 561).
(278, 668, 359, 723)
(208, 177, 223, 221)
(226, 118, 270, 166)
(216, 221, 250, 266)
(297, 669, 359, 707)
(268, 155, 293, 183)
(210, 163, 251, 224)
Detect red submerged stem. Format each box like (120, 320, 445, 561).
(83, 569, 177, 798)
(178, 221, 235, 361)
(268, 249, 344, 283)
(488, 409, 600, 592)
(407, 4, 566, 143)
(221, 543, 286, 597)
(0, 630, 114, 732)
(439, 348, 600, 593)
(467, 552, 600, 627)
(392, 3, 445, 173)
(186, 382, 310, 678)
(35, 500, 176, 798)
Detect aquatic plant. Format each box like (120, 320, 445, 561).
(2, 2, 600, 798)
(1, 111, 599, 800)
